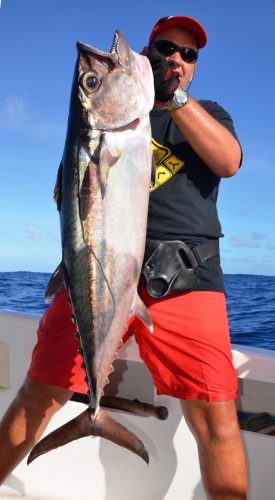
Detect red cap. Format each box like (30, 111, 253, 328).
(148, 16, 207, 49)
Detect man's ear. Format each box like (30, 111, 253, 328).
(140, 46, 149, 55)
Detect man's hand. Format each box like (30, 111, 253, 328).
(143, 47, 179, 103)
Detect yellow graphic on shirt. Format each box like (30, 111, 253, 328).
(150, 138, 185, 191)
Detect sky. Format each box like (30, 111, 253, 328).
(0, 0, 275, 275)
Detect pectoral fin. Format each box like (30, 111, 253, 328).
(132, 293, 153, 333)
(45, 262, 66, 301)
(98, 134, 121, 197)
(53, 162, 63, 211)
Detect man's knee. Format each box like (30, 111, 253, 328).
(181, 398, 240, 445)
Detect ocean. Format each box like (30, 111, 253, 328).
(0, 272, 274, 350)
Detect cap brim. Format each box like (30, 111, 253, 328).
(149, 16, 207, 49)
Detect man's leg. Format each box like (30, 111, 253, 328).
(0, 376, 73, 485)
(181, 398, 247, 500)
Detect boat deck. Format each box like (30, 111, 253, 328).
(1, 312, 275, 499)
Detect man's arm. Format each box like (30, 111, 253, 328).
(168, 95, 241, 178)
(144, 47, 241, 177)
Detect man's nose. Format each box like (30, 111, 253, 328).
(167, 51, 182, 66)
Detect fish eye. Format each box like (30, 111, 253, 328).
(81, 72, 101, 92)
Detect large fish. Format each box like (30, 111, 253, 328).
(28, 31, 154, 465)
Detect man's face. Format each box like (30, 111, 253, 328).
(153, 27, 198, 91)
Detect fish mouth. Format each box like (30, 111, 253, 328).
(77, 30, 122, 63)
(108, 117, 141, 132)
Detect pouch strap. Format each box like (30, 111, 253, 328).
(191, 240, 218, 266)
(144, 239, 218, 268)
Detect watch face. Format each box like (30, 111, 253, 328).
(175, 89, 187, 105)
(166, 89, 188, 111)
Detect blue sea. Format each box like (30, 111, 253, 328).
(0, 272, 274, 350)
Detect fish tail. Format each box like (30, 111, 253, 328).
(27, 407, 149, 465)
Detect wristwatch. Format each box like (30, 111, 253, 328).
(166, 88, 188, 111)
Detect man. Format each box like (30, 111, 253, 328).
(0, 15, 247, 499)
(133, 15, 247, 499)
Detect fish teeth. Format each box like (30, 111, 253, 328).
(110, 31, 119, 52)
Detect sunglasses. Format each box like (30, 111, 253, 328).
(150, 40, 198, 64)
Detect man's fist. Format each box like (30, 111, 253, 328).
(144, 47, 179, 103)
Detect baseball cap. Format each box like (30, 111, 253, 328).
(148, 16, 207, 48)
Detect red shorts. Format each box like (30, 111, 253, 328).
(28, 287, 237, 401)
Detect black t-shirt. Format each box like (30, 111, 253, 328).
(147, 100, 240, 292)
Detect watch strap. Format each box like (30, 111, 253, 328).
(166, 88, 188, 111)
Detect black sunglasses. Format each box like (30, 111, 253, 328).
(150, 40, 198, 64)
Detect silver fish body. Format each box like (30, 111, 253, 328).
(28, 31, 154, 465)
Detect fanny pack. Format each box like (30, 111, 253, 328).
(141, 239, 218, 299)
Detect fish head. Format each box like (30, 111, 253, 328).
(72, 31, 154, 131)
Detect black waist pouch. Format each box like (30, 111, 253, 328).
(141, 239, 218, 299)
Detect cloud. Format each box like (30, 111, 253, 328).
(251, 232, 266, 241)
(26, 121, 64, 141)
(242, 149, 275, 180)
(25, 228, 61, 244)
(25, 227, 42, 241)
(263, 255, 273, 262)
(0, 95, 28, 128)
(237, 209, 251, 216)
(231, 257, 256, 263)
(0, 95, 64, 140)
(229, 235, 260, 248)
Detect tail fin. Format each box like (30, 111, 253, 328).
(27, 407, 149, 465)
